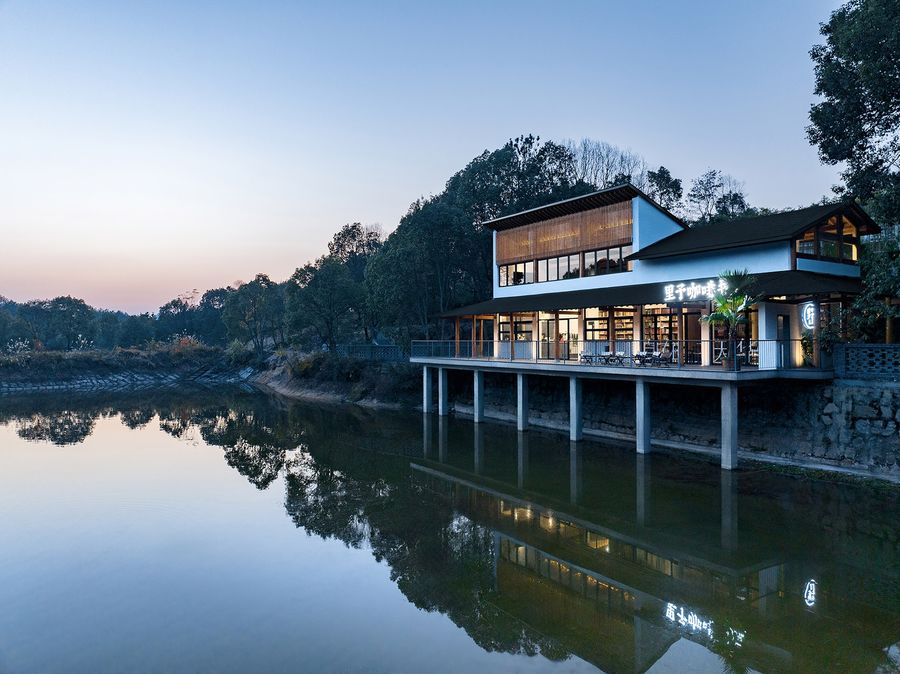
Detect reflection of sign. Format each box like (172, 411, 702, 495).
(804, 579, 817, 607)
(801, 302, 816, 330)
(663, 279, 728, 303)
(664, 602, 745, 646)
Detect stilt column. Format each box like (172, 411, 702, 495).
(569, 376, 583, 442)
(721, 382, 738, 469)
(516, 373, 529, 431)
(473, 370, 485, 423)
(438, 367, 449, 416)
(636, 379, 651, 454)
(422, 366, 433, 413)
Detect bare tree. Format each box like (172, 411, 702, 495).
(565, 138, 650, 190)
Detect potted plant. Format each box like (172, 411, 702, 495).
(700, 269, 759, 370)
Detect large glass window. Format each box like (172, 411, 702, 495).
(562, 254, 580, 279)
(795, 215, 859, 263)
(498, 261, 535, 286)
(498, 241, 632, 286)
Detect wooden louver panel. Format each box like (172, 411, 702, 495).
(496, 201, 633, 265)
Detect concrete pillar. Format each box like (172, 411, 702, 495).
(422, 366, 433, 413)
(517, 431, 529, 490)
(438, 415, 448, 462)
(516, 373, 529, 431)
(635, 379, 651, 454)
(636, 454, 650, 528)
(473, 370, 485, 423)
(721, 469, 738, 551)
(569, 376, 583, 442)
(721, 383, 738, 470)
(422, 413, 433, 458)
(474, 424, 484, 474)
(438, 367, 449, 416)
(569, 441, 583, 505)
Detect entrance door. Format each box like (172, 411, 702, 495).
(539, 315, 578, 360)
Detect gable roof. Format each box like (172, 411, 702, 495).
(628, 202, 880, 261)
(483, 183, 688, 232)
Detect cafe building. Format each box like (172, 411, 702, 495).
(410, 184, 880, 468)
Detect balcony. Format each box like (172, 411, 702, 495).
(410, 339, 833, 382)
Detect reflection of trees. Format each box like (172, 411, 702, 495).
(15, 410, 97, 445)
(283, 439, 565, 661)
(120, 408, 154, 429)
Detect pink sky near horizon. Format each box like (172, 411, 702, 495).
(0, 1, 845, 314)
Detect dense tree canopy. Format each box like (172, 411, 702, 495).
(807, 0, 900, 223)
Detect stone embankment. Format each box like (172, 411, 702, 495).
(444, 374, 900, 482)
(0, 349, 257, 395)
(0, 367, 257, 394)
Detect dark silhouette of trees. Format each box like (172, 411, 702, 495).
(808, 0, 900, 224)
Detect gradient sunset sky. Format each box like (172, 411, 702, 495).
(1, 0, 844, 314)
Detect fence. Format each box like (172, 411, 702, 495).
(333, 344, 407, 363)
(833, 343, 900, 380)
(411, 339, 818, 371)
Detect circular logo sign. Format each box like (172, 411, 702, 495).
(803, 579, 817, 607)
(801, 302, 816, 330)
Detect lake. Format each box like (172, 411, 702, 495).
(0, 389, 897, 673)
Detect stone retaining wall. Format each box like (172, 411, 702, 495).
(443, 372, 900, 479)
(0, 367, 256, 394)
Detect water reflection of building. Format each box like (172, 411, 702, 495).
(412, 442, 899, 673)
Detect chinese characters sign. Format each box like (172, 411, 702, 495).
(801, 302, 816, 330)
(663, 279, 728, 303)
(664, 602, 746, 646)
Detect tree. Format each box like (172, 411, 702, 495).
(156, 296, 194, 342)
(194, 288, 232, 346)
(327, 224, 383, 340)
(850, 235, 900, 340)
(92, 310, 125, 349)
(566, 138, 650, 190)
(687, 170, 725, 223)
(17, 300, 52, 349)
(700, 270, 760, 365)
(367, 134, 595, 342)
(687, 170, 750, 224)
(117, 313, 155, 348)
(48, 296, 95, 350)
(807, 0, 900, 223)
(287, 257, 357, 349)
(222, 274, 285, 355)
(647, 166, 683, 210)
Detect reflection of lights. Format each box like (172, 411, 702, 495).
(801, 302, 816, 330)
(664, 602, 745, 646)
(804, 579, 817, 607)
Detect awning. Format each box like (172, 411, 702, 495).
(438, 271, 862, 317)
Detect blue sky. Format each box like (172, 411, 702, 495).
(0, 0, 843, 312)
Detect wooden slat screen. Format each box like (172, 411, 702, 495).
(496, 201, 633, 265)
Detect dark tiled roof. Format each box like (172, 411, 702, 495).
(629, 202, 880, 261)
(439, 271, 861, 317)
(483, 183, 688, 231)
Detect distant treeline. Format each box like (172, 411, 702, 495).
(2, 132, 896, 355)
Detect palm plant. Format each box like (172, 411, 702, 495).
(700, 269, 759, 365)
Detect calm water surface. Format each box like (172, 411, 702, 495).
(0, 390, 897, 673)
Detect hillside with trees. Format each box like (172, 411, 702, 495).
(3, 0, 898, 360)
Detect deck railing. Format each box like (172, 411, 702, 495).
(410, 339, 825, 372)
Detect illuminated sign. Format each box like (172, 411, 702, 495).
(803, 579, 817, 607)
(663, 279, 728, 303)
(664, 602, 745, 646)
(801, 302, 817, 330)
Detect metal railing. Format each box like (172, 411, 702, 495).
(410, 339, 824, 372)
